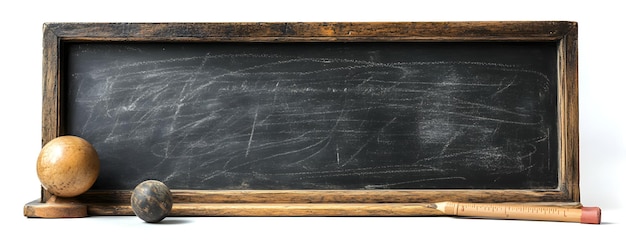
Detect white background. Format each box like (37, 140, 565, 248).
(1, 0, 624, 248)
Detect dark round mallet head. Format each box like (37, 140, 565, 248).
(130, 180, 173, 223)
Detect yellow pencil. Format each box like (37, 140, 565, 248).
(434, 202, 601, 224)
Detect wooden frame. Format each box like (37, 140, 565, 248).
(26, 21, 579, 217)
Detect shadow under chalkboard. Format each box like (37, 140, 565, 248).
(63, 41, 558, 190)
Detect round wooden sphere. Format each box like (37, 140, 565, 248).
(37, 135, 100, 197)
(131, 180, 173, 223)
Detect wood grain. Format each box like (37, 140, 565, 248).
(76, 189, 578, 204)
(44, 22, 572, 42)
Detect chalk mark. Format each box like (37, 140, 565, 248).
(246, 104, 260, 157)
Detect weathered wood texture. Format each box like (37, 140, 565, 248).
(23, 196, 87, 218)
(30, 22, 579, 217)
(559, 25, 579, 202)
(76, 189, 574, 204)
(43, 22, 572, 41)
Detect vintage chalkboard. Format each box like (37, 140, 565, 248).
(32, 22, 580, 216)
(65, 41, 559, 191)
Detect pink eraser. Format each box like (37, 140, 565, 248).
(580, 207, 601, 224)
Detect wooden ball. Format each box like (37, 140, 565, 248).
(37, 135, 100, 197)
(131, 180, 173, 223)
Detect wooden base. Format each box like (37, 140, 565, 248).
(24, 195, 88, 218)
(87, 203, 446, 217)
(24, 189, 583, 218)
(25, 199, 586, 218)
